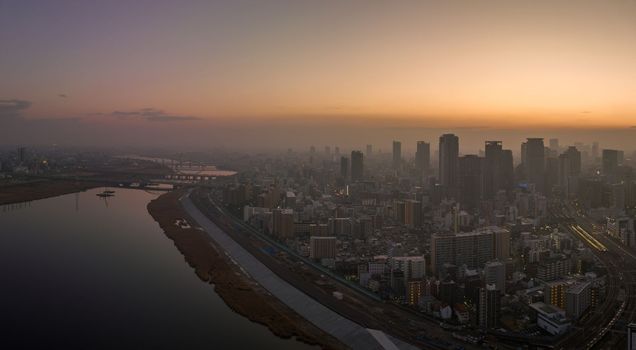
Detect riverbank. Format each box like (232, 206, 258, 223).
(0, 180, 102, 205)
(147, 191, 347, 350)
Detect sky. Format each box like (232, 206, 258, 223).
(1, 0, 636, 152)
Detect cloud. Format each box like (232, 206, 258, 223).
(0, 99, 32, 119)
(58, 94, 67, 98)
(109, 108, 200, 122)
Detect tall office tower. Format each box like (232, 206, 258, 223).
(459, 155, 483, 211)
(592, 142, 599, 161)
(520, 142, 527, 166)
(340, 156, 349, 179)
(478, 284, 501, 329)
(558, 146, 582, 194)
(272, 208, 294, 239)
(334, 146, 340, 157)
(545, 156, 559, 193)
(415, 141, 431, 173)
(525, 138, 546, 192)
(483, 141, 502, 200)
(439, 134, 460, 196)
(484, 261, 506, 294)
(549, 138, 559, 151)
(392, 141, 402, 169)
(501, 149, 514, 192)
(350, 151, 364, 181)
(564, 146, 581, 175)
(483, 141, 515, 199)
(404, 199, 422, 228)
(558, 153, 571, 188)
(366, 144, 373, 157)
(603, 149, 620, 180)
(492, 227, 511, 260)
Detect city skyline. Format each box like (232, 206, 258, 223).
(2, 1, 636, 150)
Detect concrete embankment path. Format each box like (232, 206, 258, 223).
(181, 194, 419, 350)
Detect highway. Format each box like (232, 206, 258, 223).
(551, 201, 630, 349)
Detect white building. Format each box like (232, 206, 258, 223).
(391, 256, 426, 280)
(484, 261, 506, 294)
(530, 302, 571, 335)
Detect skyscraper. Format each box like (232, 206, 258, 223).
(459, 155, 483, 211)
(340, 156, 349, 179)
(525, 138, 545, 192)
(366, 144, 373, 157)
(484, 141, 514, 199)
(603, 149, 619, 181)
(415, 141, 430, 173)
(439, 134, 459, 197)
(549, 138, 559, 151)
(404, 199, 422, 228)
(392, 141, 401, 169)
(351, 151, 364, 181)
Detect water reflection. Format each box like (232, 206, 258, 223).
(0, 188, 315, 349)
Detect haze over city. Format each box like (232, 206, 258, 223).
(4, 1, 636, 350)
(2, 0, 636, 151)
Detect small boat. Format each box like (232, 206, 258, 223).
(97, 188, 115, 197)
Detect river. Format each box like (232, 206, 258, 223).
(0, 187, 315, 349)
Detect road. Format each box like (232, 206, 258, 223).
(550, 200, 630, 349)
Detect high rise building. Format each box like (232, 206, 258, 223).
(592, 142, 599, 161)
(493, 227, 510, 260)
(350, 151, 364, 181)
(525, 138, 546, 192)
(404, 199, 422, 227)
(366, 144, 373, 157)
(459, 155, 483, 211)
(439, 134, 459, 197)
(564, 146, 581, 175)
(309, 236, 336, 260)
(407, 280, 423, 306)
(391, 256, 426, 281)
(415, 141, 430, 173)
(392, 141, 402, 169)
(478, 284, 501, 329)
(484, 261, 506, 294)
(272, 208, 294, 239)
(549, 138, 559, 152)
(483, 141, 515, 199)
(501, 149, 514, 191)
(558, 146, 581, 195)
(430, 227, 504, 275)
(566, 281, 592, 319)
(603, 149, 620, 180)
(340, 156, 349, 179)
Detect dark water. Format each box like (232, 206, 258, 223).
(0, 188, 314, 349)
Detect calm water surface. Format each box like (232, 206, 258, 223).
(0, 188, 314, 349)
